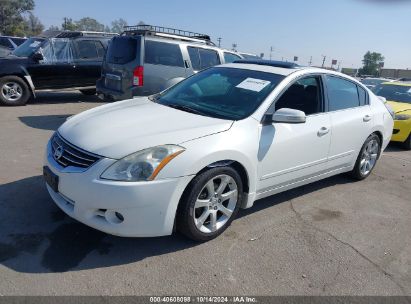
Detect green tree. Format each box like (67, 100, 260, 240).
(359, 51, 385, 76)
(111, 18, 127, 33)
(0, 0, 35, 35)
(23, 12, 44, 36)
(75, 17, 105, 32)
(62, 17, 77, 31)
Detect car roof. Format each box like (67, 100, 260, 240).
(220, 61, 336, 77)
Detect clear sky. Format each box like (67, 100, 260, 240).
(34, 0, 411, 69)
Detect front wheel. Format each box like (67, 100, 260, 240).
(0, 76, 31, 106)
(177, 167, 243, 242)
(350, 134, 381, 180)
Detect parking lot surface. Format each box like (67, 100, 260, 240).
(0, 92, 410, 296)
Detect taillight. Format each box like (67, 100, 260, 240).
(133, 66, 144, 86)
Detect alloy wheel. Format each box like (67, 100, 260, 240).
(1, 82, 23, 102)
(360, 139, 379, 176)
(193, 174, 238, 234)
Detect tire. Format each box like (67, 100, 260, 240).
(350, 134, 381, 180)
(176, 166, 243, 242)
(80, 89, 96, 96)
(403, 134, 411, 151)
(0, 76, 31, 106)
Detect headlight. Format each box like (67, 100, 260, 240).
(394, 114, 411, 121)
(101, 145, 185, 182)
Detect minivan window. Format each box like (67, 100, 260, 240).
(224, 52, 241, 63)
(106, 36, 138, 64)
(326, 75, 360, 111)
(155, 67, 284, 120)
(188, 47, 221, 70)
(145, 40, 184, 67)
(76, 40, 98, 59)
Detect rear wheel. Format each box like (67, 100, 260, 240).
(177, 167, 243, 242)
(80, 89, 96, 95)
(403, 134, 411, 151)
(0, 76, 31, 106)
(350, 134, 381, 180)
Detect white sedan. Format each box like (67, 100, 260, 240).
(44, 60, 393, 241)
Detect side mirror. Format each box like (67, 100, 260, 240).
(31, 52, 43, 62)
(264, 108, 306, 124)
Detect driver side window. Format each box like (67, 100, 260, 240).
(275, 76, 323, 115)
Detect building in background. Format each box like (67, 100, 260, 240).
(380, 69, 411, 79)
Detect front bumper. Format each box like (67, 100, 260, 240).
(391, 119, 411, 143)
(44, 141, 193, 237)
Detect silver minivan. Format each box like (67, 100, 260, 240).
(96, 25, 246, 101)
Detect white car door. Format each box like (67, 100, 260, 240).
(257, 75, 331, 197)
(324, 75, 373, 170)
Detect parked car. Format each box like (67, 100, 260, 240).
(97, 25, 244, 101)
(0, 35, 26, 56)
(0, 31, 116, 106)
(44, 60, 393, 241)
(374, 82, 411, 149)
(361, 77, 393, 91)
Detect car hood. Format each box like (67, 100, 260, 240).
(58, 98, 233, 159)
(387, 101, 411, 114)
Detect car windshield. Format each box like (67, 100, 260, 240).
(12, 37, 45, 57)
(154, 67, 284, 120)
(374, 84, 411, 104)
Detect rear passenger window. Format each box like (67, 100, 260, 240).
(107, 36, 138, 64)
(357, 85, 367, 106)
(145, 41, 184, 67)
(77, 40, 98, 59)
(224, 52, 241, 63)
(0, 38, 13, 49)
(326, 76, 360, 111)
(188, 47, 220, 71)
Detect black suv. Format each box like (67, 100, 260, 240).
(0, 31, 116, 106)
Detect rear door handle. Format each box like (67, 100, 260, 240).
(317, 127, 330, 137)
(363, 115, 372, 122)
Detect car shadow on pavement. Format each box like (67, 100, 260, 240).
(19, 115, 73, 131)
(383, 142, 406, 153)
(0, 173, 355, 274)
(32, 91, 104, 105)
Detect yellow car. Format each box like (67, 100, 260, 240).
(374, 82, 411, 150)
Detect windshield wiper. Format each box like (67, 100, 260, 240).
(166, 104, 206, 116)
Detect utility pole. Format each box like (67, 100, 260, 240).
(232, 43, 237, 52)
(63, 17, 68, 30)
(308, 56, 312, 66)
(269, 46, 274, 60)
(217, 37, 222, 48)
(321, 55, 326, 68)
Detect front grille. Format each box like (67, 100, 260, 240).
(51, 133, 101, 169)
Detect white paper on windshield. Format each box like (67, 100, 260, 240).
(29, 41, 41, 48)
(236, 78, 270, 92)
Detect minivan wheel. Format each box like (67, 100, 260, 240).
(350, 134, 381, 180)
(80, 89, 97, 96)
(0, 76, 31, 106)
(177, 167, 243, 242)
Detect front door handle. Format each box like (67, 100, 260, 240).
(363, 115, 372, 122)
(317, 127, 330, 137)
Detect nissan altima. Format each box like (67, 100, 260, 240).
(44, 60, 393, 241)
